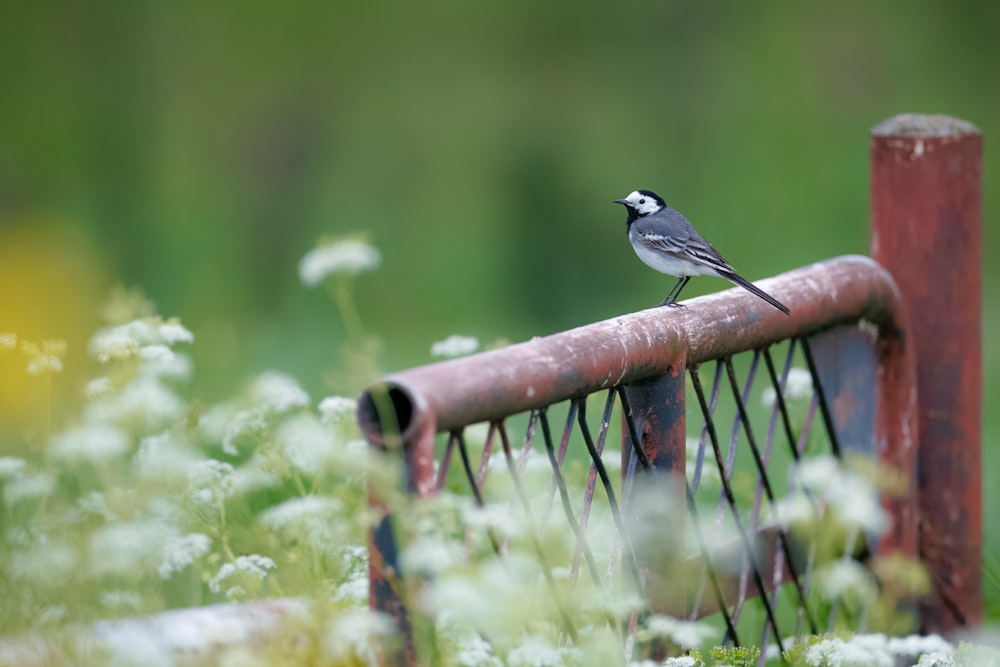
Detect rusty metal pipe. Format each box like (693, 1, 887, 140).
(871, 114, 982, 630)
(358, 254, 907, 442)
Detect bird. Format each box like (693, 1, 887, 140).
(614, 189, 790, 315)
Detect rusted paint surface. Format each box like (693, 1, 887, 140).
(358, 255, 909, 440)
(620, 365, 687, 473)
(367, 413, 437, 666)
(871, 114, 982, 631)
(620, 367, 687, 620)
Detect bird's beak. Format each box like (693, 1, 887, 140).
(613, 198, 627, 205)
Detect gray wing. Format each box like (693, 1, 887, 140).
(632, 207, 737, 273)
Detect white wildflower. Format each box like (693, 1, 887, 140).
(278, 412, 338, 476)
(0, 456, 27, 480)
(88, 317, 192, 363)
(762, 367, 813, 407)
(260, 495, 347, 554)
(341, 544, 368, 578)
(208, 555, 276, 594)
(463, 503, 522, 537)
(90, 324, 142, 362)
(49, 424, 130, 465)
(815, 559, 878, 603)
(318, 395, 357, 429)
(220, 373, 311, 456)
(299, 238, 381, 286)
(888, 634, 953, 657)
(76, 491, 116, 522)
(139, 344, 174, 361)
(662, 658, 699, 667)
(322, 609, 395, 662)
(84, 376, 186, 431)
(141, 350, 193, 380)
(506, 634, 580, 667)
(158, 533, 212, 579)
(3, 471, 55, 504)
(454, 632, 501, 667)
(10, 539, 78, 586)
(186, 459, 235, 505)
(221, 408, 267, 456)
(26, 353, 62, 376)
(641, 615, 718, 649)
(249, 371, 310, 413)
(796, 455, 839, 488)
(334, 575, 369, 605)
(0, 332, 17, 349)
(86, 376, 114, 399)
(431, 335, 479, 358)
(917, 652, 955, 666)
(198, 402, 236, 443)
(223, 586, 247, 601)
(430, 557, 548, 633)
(400, 535, 465, 576)
(260, 495, 343, 528)
(804, 635, 892, 667)
(232, 452, 282, 495)
(769, 493, 815, 529)
(135, 432, 203, 482)
(793, 455, 889, 534)
(230, 453, 283, 494)
(147, 496, 184, 525)
(158, 320, 194, 345)
(89, 521, 175, 578)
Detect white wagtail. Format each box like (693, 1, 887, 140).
(615, 189, 790, 314)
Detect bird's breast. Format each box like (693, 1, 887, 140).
(628, 228, 717, 277)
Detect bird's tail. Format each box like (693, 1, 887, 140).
(718, 271, 791, 315)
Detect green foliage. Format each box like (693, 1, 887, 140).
(2, 0, 999, 632)
(711, 645, 760, 667)
(0, 239, 987, 667)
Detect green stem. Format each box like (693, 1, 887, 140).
(330, 278, 366, 345)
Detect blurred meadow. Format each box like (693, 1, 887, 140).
(1, 0, 998, 633)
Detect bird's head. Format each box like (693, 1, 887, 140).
(613, 190, 666, 223)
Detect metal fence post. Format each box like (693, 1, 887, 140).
(621, 366, 687, 618)
(361, 386, 439, 667)
(870, 114, 982, 631)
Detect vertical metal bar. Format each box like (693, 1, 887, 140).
(871, 114, 982, 631)
(619, 364, 686, 643)
(620, 366, 686, 474)
(367, 410, 437, 667)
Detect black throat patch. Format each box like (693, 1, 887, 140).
(624, 206, 642, 226)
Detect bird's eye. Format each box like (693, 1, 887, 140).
(638, 198, 646, 204)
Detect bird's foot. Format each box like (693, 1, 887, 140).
(657, 300, 686, 309)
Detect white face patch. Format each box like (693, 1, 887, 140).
(623, 191, 664, 215)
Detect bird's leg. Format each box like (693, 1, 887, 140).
(658, 276, 690, 308)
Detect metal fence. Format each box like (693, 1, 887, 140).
(357, 114, 982, 665)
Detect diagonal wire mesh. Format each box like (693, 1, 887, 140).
(359, 257, 918, 664)
(376, 332, 894, 661)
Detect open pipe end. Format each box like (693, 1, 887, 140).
(357, 382, 419, 447)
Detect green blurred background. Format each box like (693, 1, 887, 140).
(1, 0, 997, 613)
